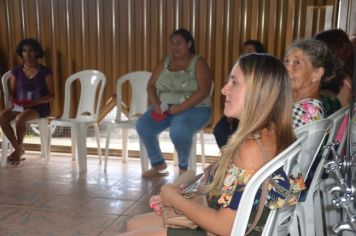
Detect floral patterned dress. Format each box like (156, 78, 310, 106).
(292, 98, 324, 128)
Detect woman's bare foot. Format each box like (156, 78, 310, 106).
(10, 146, 25, 166)
(7, 151, 16, 162)
(142, 162, 169, 177)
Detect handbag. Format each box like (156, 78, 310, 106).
(162, 171, 206, 229)
(163, 192, 208, 229)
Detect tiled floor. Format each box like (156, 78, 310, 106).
(0, 152, 188, 236)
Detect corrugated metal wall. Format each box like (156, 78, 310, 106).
(0, 0, 338, 124)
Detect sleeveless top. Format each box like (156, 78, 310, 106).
(12, 64, 52, 115)
(209, 135, 306, 211)
(155, 55, 210, 107)
(292, 98, 324, 128)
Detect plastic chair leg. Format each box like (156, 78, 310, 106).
(38, 119, 49, 163)
(139, 137, 149, 172)
(188, 133, 197, 171)
(71, 126, 77, 161)
(75, 123, 87, 173)
(199, 130, 205, 168)
(1, 135, 9, 167)
(122, 128, 128, 163)
(94, 122, 101, 164)
(104, 123, 113, 172)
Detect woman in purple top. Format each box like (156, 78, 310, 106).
(0, 38, 54, 166)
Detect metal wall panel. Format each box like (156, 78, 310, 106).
(0, 0, 340, 123)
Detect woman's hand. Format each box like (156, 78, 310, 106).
(153, 103, 163, 114)
(168, 104, 182, 115)
(160, 184, 183, 207)
(149, 195, 164, 216)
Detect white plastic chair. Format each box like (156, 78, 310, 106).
(231, 132, 308, 236)
(317, 106, 350, 236)
(49, 70, 106, 172)
(263, 119, 333, 236)
(104, 71, 151, 172)
(292, 111, 348, 236)
(1, 70, 49, 167)
(139, 81, 214, 172)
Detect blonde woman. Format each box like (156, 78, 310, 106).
(122, 54, 305, 236)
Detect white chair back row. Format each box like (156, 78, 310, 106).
(1, 69, 210, 173)
(104, 71, 151, 172)
(1, 70, 106, 173)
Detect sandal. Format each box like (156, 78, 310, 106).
(142, 168, 169, 177)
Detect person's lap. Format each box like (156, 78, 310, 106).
(126, 212, 163, 231)
(123, 212, 166, 236)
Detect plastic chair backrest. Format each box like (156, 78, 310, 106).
(291, 119, 332, 178)
(2, 70, 12, 108)
(62, 70, 106, 121)
(231, 132, 308, 236)
(115, 71, 151, 122)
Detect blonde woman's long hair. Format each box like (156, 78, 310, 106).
(209, 53, 295, 195)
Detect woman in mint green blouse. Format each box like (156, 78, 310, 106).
(136, 28, 213, 177)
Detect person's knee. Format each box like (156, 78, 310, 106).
(170, 125, 192, 143)
(0, 111, 12, 126)
(126, 217, 137, 232)
(135, 117, 147, 136)
(14, 115, 27, 129)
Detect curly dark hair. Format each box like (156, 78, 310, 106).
(314, 29, 353, 93)
(243, 40, 266, 53)
(16, 38, 44, 59)
(171, 28, 196, 54)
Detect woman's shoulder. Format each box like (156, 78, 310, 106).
(294, 97, 324, 112)
(236, 138, 266, 171)
(38, 65, 53, 77)
(39, 65, 52, 73)
(11, 65, 23, 76)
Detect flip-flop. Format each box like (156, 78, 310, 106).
(142, 168, 169, 178)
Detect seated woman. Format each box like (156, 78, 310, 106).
(136, 29, 212, 177)
(314, 29, 353, 111)
(122, 53, 305, 236)
(283, 39, 340, 127)
(213, 39, 266, 148)
(0, 38, 54, 166)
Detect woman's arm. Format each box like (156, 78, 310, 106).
(160, 139, 270, 235)
(147, 59, 165, 113)
(25, 73, 54, 108)
(8, 73, 17, 104)
(169, 58, 212, 115)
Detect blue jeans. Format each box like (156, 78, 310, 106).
(136, 106, 211, 169)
